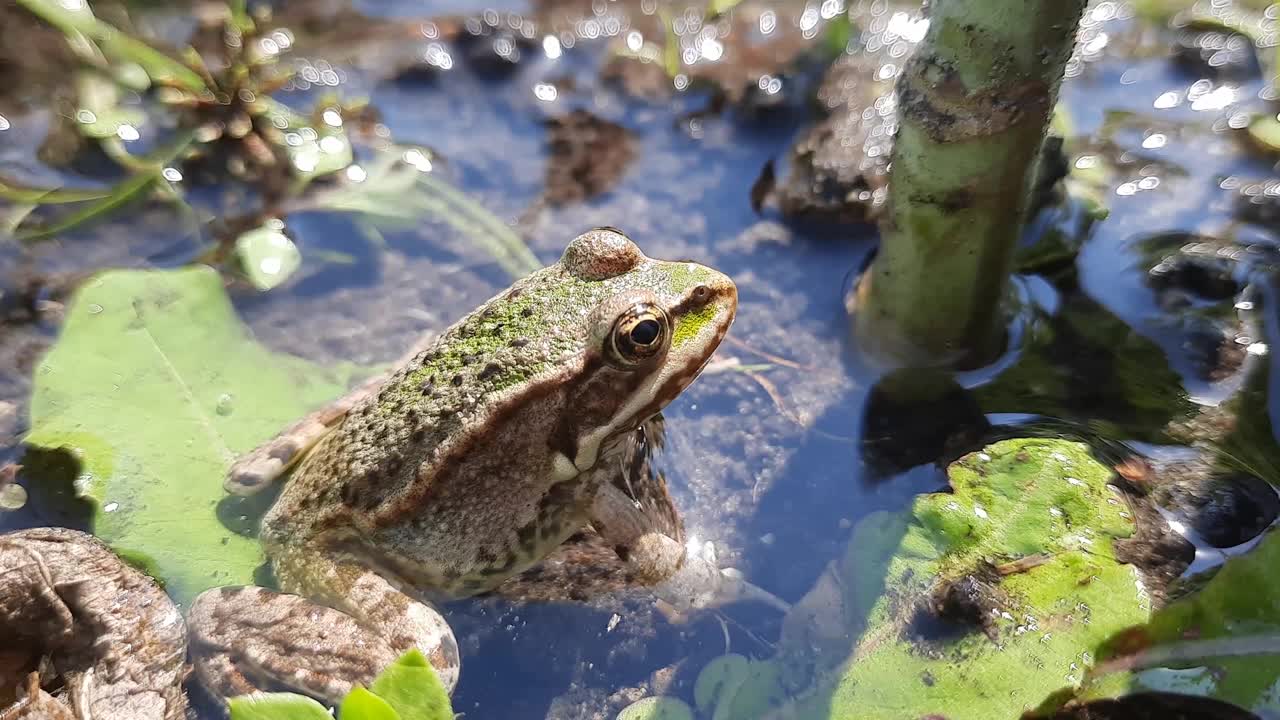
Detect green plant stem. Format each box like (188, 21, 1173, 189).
(853, 0, 1088, 368)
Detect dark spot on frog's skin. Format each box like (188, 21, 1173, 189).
(461, 354, 477, 366)
(410, 428, 426, 443)
(451, 374, 464, 387)
(614, 544, 631, 561)
(340, 482, 358, 506)
(521, 306, 534, 318)
(476, 547, 498, 565)
(517, 522, 538, 549)
(405, 407, 418, 424)
(510, 338, 529, 348)
(479, 363, 502, 381)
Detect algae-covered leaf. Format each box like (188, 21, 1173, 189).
(228, 692, 333, 720)
(24, 267, 363, 602)
(774, 438, 1149, 720)
(1041, 530, 1280, 716)
(616, 696, 694, 720)
(367, 650, 453, 720)
(339, 688, 400, 720)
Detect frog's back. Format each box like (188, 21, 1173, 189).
(270, 262, 596, 532)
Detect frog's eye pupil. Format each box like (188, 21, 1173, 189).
(631, 319, 661, 345)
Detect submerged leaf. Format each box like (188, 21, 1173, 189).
(24, 268, 363, 601)
(616, 696, 695, 720)
(236, 220, 301, 291)
(227, 692, 333, 720)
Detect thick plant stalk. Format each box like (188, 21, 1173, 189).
(853, 0, 1088, 367)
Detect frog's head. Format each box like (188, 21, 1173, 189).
(552, 227, 737, 473)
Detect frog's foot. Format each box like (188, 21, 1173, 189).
(190, 539, 459, 707)
(189, 582, 459, 707)
(225, 332, 439, 496)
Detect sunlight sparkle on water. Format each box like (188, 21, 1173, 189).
(543, 35, 563, 59)
(161, 167, 183, 182)
(116, 124, 140, 141)
(345, 165, 367, 182)
(404, 148, 433, 172)
(534, 83, 558, 102)
(1142, 133, 1167, 149)
(0, 115, 8, 131)
(1154, 91, 1181, 109)
(760, 10, 777, 34)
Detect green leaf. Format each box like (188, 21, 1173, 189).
(74, 70, 145, 140)
(23, 268, 364, 602)
(706, 0, 744, 17)
(236, 220, 302, 291)
(0, 177, 111, 204)
(1246, 113, 1280, 154)
(298, 145, 540, 279)
(615, 696, 694, 720)
(776, 439, 1149, 719)
(694, 654, 750, 714)
(228, 692, 334, 720)
(1048, 529, 1280, 715)
(17, 171, 157, 241)
(368, 650, 453, 720)
(15, 0, 206, 92)
(256, 98, 353, 183)
(339, 688, 400, 720)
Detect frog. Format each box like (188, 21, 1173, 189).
(188, 228, 786, 707)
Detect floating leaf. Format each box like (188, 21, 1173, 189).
(24, 268, 364, 602)
(368, 650, 453, 720)
(228, 692, 333, 720)
(1037, 530, 1280, 715)
(339, 688, 399, 720)
(236, 220, 301, 291)
(773, 439, 1148, 719)
(616, 696, 695, 720)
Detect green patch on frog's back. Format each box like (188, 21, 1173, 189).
(377, 259, 716, 410)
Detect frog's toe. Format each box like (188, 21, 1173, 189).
(187, 586, 458, 707)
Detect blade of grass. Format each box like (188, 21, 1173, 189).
(0, 178, 112, 204)
(17, 171, 157, 241)
(15, 0, 207, 92)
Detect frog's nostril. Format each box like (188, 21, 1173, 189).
(691, 285, 711, 303)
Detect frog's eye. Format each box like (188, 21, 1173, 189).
(607, 303, 670, 368)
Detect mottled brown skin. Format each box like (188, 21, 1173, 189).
(191, 228, 743, 705)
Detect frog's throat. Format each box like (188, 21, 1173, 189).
(565, 282, 737, 477)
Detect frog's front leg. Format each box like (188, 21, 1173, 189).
(224, 332, 438, 496)
(588, 464, 791, 615)
(188, 541, 459, 707)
